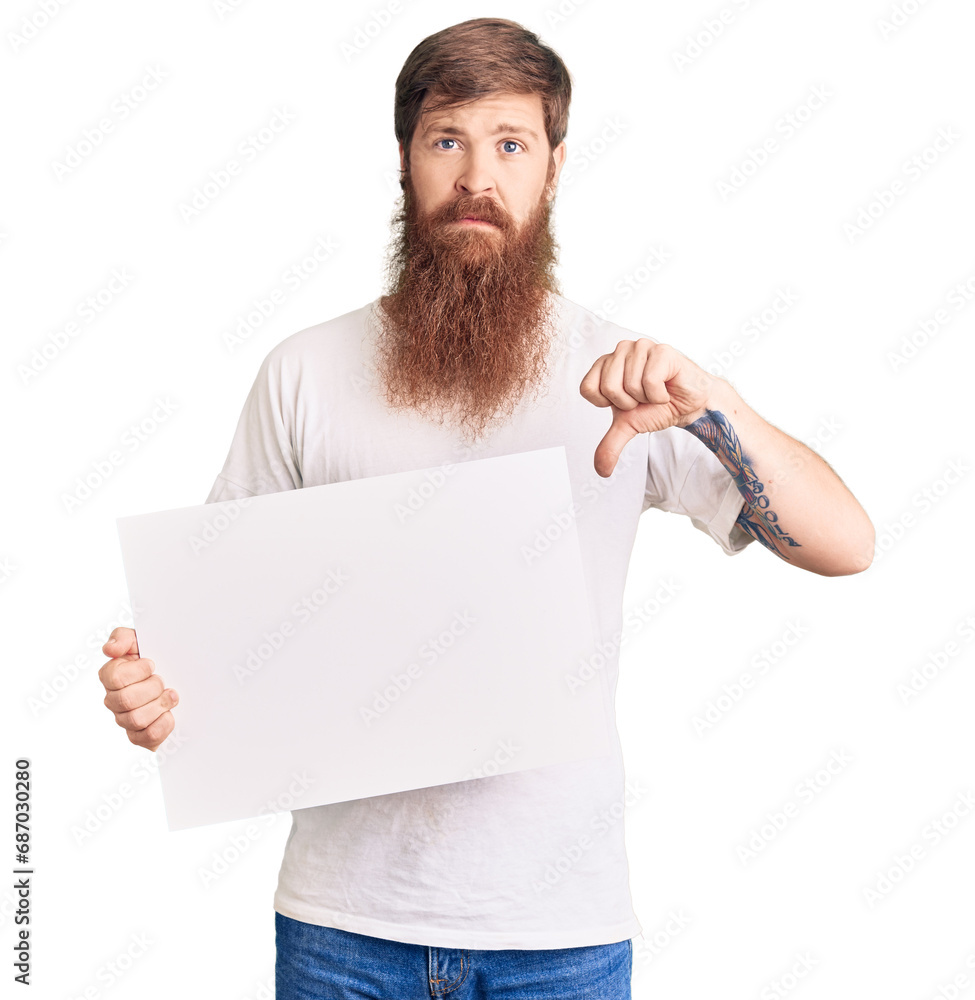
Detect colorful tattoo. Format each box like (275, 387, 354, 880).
(684, 409, 801, 560)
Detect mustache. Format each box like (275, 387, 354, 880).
(427, 195, 513, 231)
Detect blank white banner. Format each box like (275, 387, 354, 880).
(116, 445, 614, 831)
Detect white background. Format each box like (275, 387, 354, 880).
(3, 1, 973, 997)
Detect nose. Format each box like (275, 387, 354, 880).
(455, 147, 495, 197)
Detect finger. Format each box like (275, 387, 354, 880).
(114, 688, 179, 736)
(103, 627, 139, 659)
(126, 710, 176, 753)
(596, 344, 643, 411)
(641, 346, 681, 406)
(99, 655, 157, 691)
(597, 340, 639, 410)
(594, 414, 640, 479)
(622, 339, 656, 404)
(579, 355, 613, 406)
(103, 673, 166, 715)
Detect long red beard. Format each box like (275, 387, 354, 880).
(375, 175, 562, 443)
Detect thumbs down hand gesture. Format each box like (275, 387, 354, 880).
(580, 339, 718, 478)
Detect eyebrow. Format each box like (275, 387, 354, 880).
(421, 121, 541, 142)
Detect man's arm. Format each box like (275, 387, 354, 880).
(580, 339, 875, 577)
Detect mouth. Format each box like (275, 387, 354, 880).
(453, 216, 497, 227)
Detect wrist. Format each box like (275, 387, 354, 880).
(704, 377, 742, 415)
(678, 376, 742, 430)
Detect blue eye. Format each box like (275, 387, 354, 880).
(502, 140, 521, 153)
(436, 138, 457, 150)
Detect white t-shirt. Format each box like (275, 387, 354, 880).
(205, 293, 752, 950)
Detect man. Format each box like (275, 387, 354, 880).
(99, 17, 874, 999)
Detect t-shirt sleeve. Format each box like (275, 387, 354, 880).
(642, 426, 754, 556)
(204, 347, 302, 505)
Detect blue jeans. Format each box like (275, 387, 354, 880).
(275, 912, 632, 999)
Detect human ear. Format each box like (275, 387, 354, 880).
(545, 141, 567, 200)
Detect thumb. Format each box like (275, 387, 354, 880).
(103, 628, 139, 658)
(594, 414, 639, 478)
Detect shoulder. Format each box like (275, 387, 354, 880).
(550, 294, 659, 355)
(262, 299, 379, 368)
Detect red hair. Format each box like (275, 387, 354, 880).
(393, 17, 572, 178)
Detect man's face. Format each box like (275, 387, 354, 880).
(400, 91, 566, 234)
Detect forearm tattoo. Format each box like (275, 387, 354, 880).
(684, 409, 801, 560)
